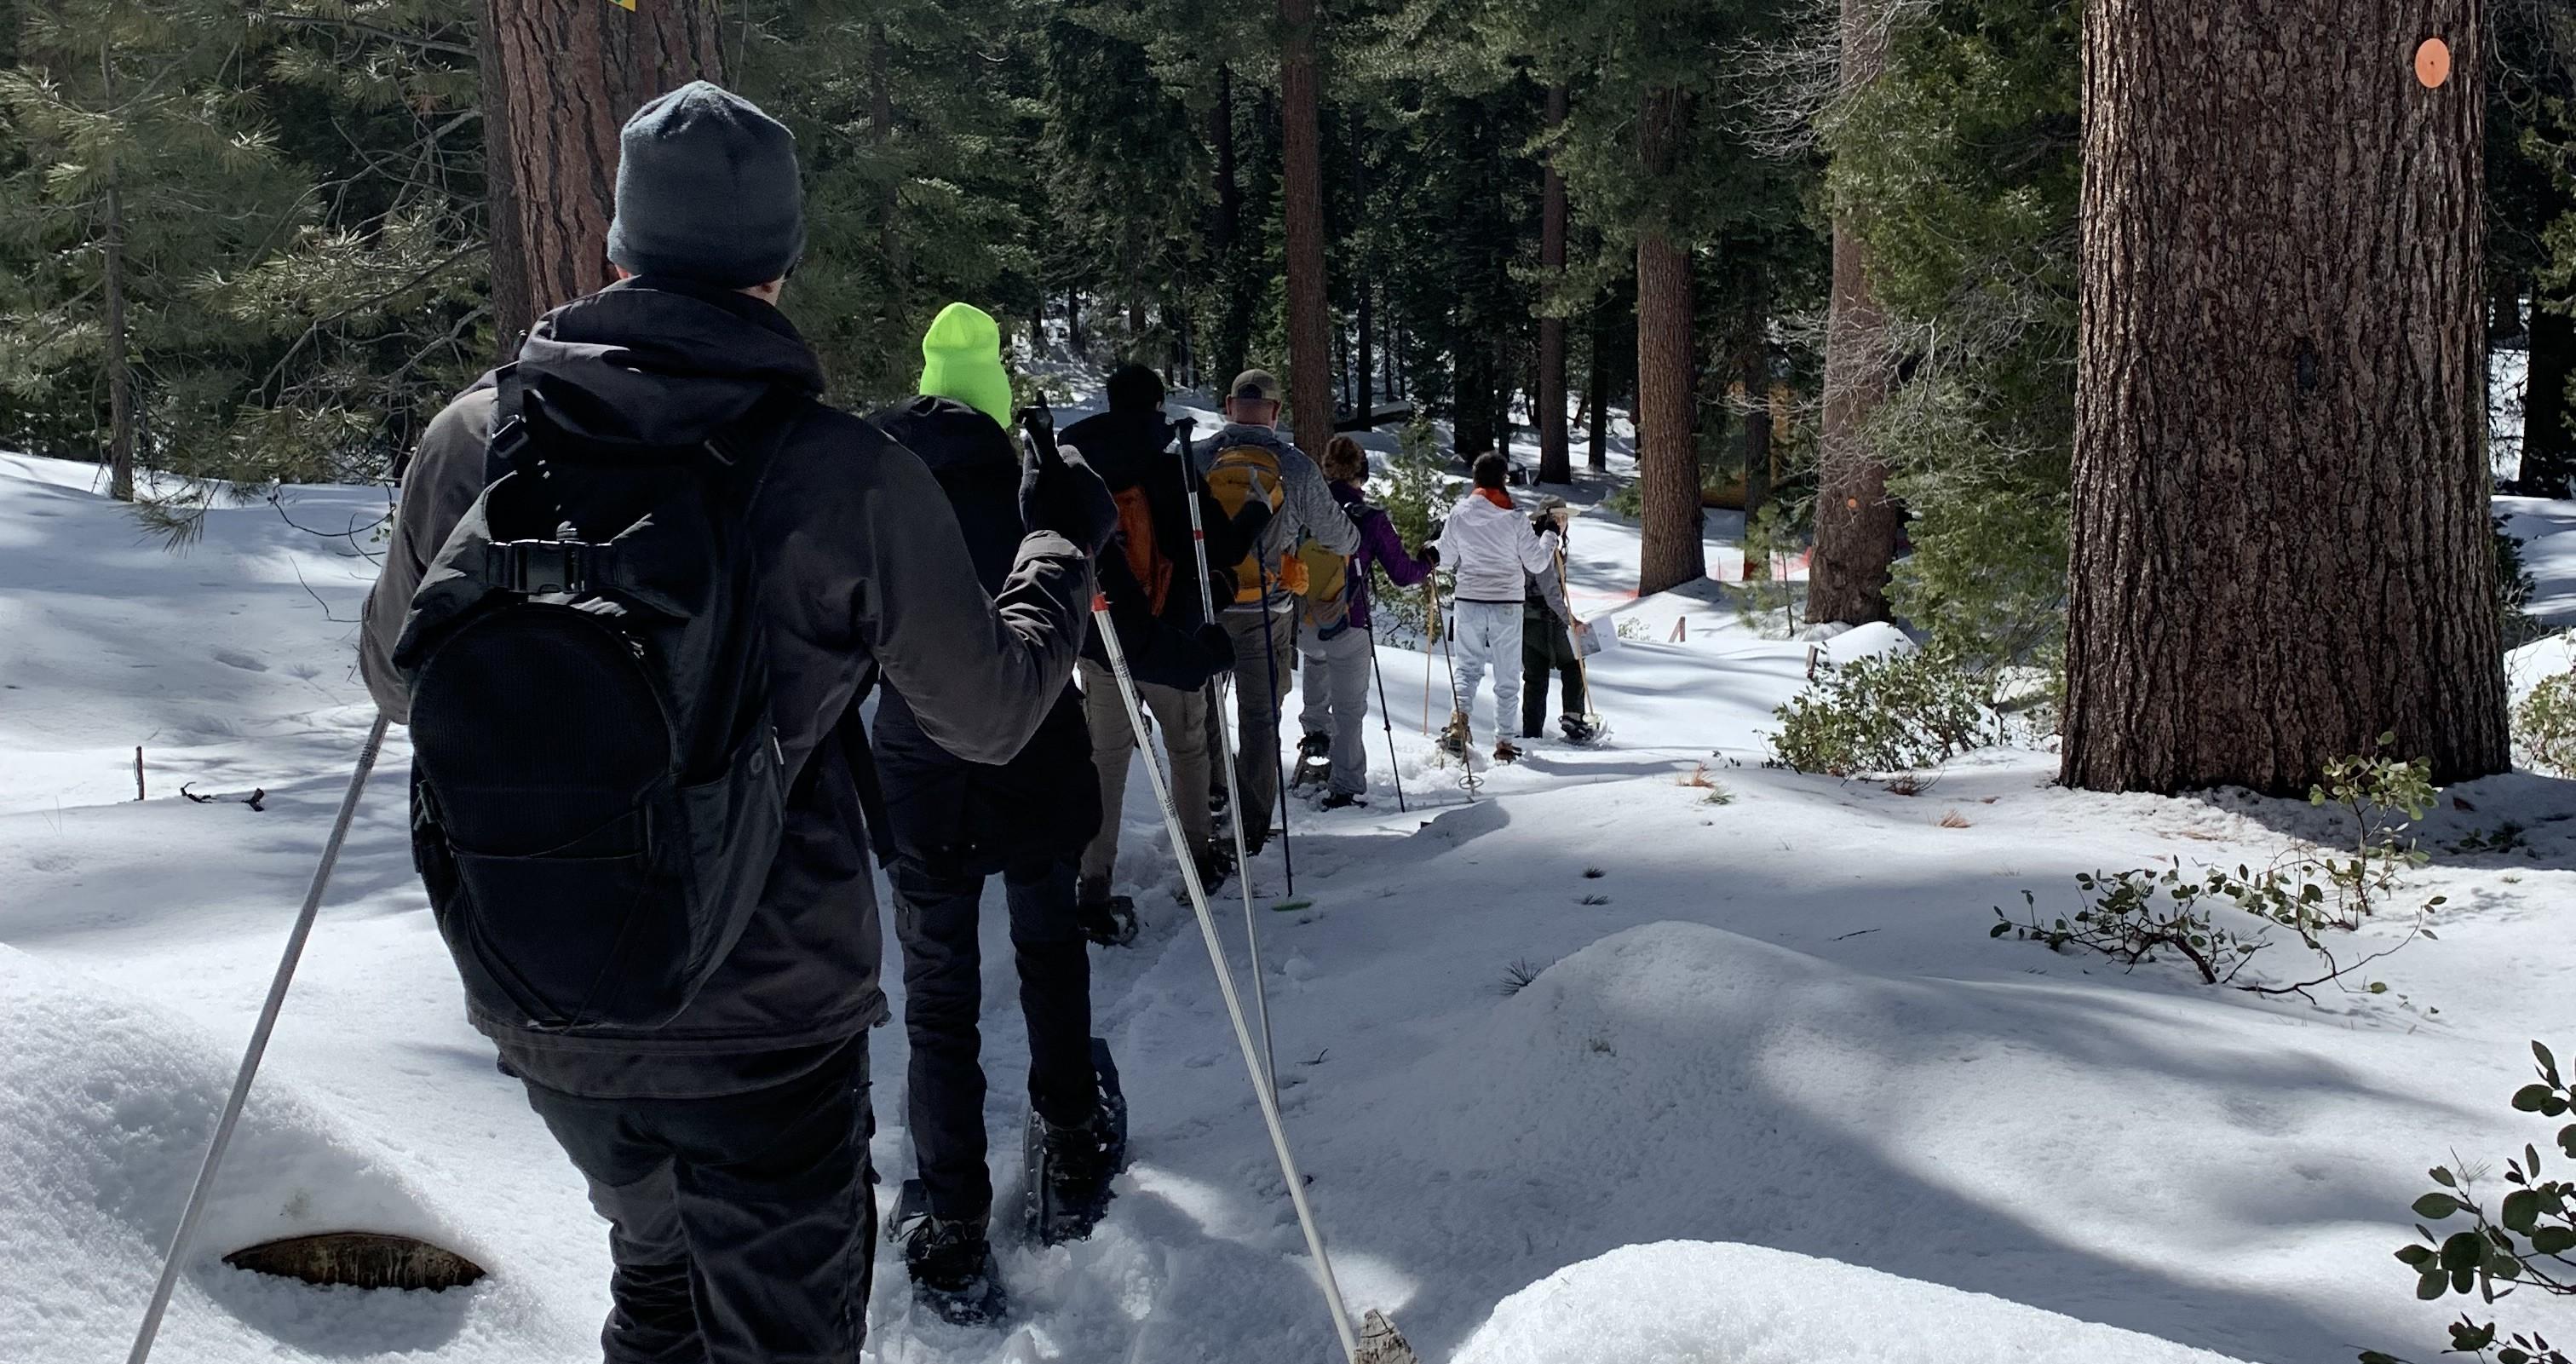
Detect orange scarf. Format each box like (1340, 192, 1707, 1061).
(1475, 487, 1514, 511)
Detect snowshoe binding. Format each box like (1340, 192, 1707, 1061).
(890, 1180, 1007, 1327)
(1291, 733, 1332, 791)
(1559, 713, 1607, 745)
(1024, 1038, 1128, 1246)
(1435, 710, 1474, 763)
(1492, 738, 1522, 764)
(1320, 790, 1367, 811)
(1180, 844, 1233, 901)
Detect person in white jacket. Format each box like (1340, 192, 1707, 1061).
(1435, 452, 1563, 761)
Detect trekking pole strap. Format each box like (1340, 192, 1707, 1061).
(1089, 605, 1365, 1364)
(129, 712, 391, 1364)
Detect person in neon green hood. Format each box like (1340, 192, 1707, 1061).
(917, 302, 1015, 429)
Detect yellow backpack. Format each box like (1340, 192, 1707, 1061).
(1203, 442, 1310, 604)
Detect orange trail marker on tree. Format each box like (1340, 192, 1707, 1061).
(2414, 38, 2449, 89)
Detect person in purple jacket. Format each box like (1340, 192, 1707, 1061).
(1294, 435, 1440, 809)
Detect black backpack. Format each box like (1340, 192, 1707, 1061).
(390, 366, 800, 1031)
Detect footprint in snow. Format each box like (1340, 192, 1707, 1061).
(212, 648, 268, 672)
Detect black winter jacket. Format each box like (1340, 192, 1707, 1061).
(866, 398, 1100, 872)
(359, 279, 1094, 1098)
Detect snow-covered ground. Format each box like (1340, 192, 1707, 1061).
(7, 438, 2576, 1364)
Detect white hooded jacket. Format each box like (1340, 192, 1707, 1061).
(1437, 491, 1561, 603)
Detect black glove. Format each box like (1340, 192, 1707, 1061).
(1419, 543, 1440, 567)
(1196, 623, 1236, 667)
(1018, 408, 1119, 557)
(1226, 498, 1274, 550)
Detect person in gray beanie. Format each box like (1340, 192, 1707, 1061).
(359, 78, 1119, 1364)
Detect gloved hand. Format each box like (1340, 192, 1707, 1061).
(1418, 543, 1440, 567)
(1227, 498, 1274, 550)
(1019, 432, 1119, 557)
(1196, 623, 1237, 667)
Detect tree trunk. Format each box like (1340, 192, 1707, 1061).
(869, 22, 904, 317)
(1807, 0, 1900, 624)
(102, 172, 134, 503)
(1067, 288, 1085, 355)
(1356, 278, 1374, 417)
(1740, 345, 1773, 521)
(2062, 0, 2505, 794)
(2527, 295, 2575, 493)
(483, 0, 721, 340)
(1210, 62, 1250, 388)
(1277, 0, 1334, 458)
(1635, 87, 1703, 596)
(1588, 301, 1612, 471)
(1537, 83, 1572, 485)
(476, 2, 529, 361)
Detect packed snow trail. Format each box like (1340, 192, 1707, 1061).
(8, 441, 2576, 1362)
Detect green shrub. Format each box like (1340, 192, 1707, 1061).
(1767, 648, 1997, 775)
(2517, 667, 2576, 777)
(2500, 516, 2546, 651)
(1365, 421, 1452, 641)
(2361, 1043, 2576, 1364)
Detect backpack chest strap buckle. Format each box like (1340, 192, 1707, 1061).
(481, 538, 612, 596)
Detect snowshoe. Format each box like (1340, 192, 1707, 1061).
(1492, 738, 1522, 764)
(1187, 844, 1233, 899)
(1024, 1038, 1128, 1246)
(891, 1180, 1007, 1327)
(1291, 733, 1332, 791)
(1559, 713, 1607, 745)
(1320, 790, 1367, 811)
(1076, 893, 1139, 948)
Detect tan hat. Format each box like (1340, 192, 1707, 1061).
(1229, 369, 1282, 404)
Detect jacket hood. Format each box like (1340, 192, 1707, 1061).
(1061, 408, 1176, 492)
(517, 277, 825, 446)
(917, 302, 1013, 429)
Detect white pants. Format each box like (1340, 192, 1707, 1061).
(1451, 600, 1524, 741)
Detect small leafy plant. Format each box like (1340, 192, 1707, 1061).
(2517, 667, 2576, 778)
(2361, 1044, 2576, 1364)
(1768, 648, 1998, 776)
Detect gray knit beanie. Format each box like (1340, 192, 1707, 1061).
(606, 81, 804, 289)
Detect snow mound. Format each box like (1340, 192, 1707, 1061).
(0, 945, 487, 1360)
(2509, 629, 2574, 703)
(1452, 1240, 2249, 1364)
(1813, 619, 1914, 665)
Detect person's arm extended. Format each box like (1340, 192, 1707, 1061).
(849, 440, 1094, 766)
(1516, 518, 1563, 577)
(1365, 506, 1435, 589)
(359, 388, 495, 725)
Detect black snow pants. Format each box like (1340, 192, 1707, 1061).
(520, 1038, 876, 1364)
(1521, 606, 1587, 737)
(891, 852, 1098, 1221)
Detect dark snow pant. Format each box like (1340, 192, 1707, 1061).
(1522, 612, 1587, 737)
(520, 1039, 875, 1364)
(892, 854, 1097, 1223)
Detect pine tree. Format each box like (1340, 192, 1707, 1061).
(0, 0, 306, 500)
(1806, 0, 1899, 624)
(2061, 0, 2506, 792)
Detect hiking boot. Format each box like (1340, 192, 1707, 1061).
(1028, 1044, 1128, 1246)
(1560, 714, 1601, 744)
(1436, 710, 1474, 761)
(1191, 844, 1233, 897)
(1492, 738, 1522, 764)
(1320, 790, 1367, 811)
(1208, 783, 1231, 823)
(902, 1212, 1006, 1326)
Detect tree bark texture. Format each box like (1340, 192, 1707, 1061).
(1740, 346, 1774, 521)
(483, 0, 721, 341)
(1537, 83, 1572, 485)
(2062, 0, 2506, 793)
(103, 173, 134, 503)
(1277, 0, 1334, 458)
(1635, 88, 1703, 596)
(1588, 302, 1612, 471)
(476, 3, 530, 361)
(1807, 0, 1900, 624)
(1210, 63, 1251, 388)
(2526, 295, 2574, 492)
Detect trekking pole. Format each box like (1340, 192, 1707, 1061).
(1435, 596, 1480, 802)
(1419, 580, 1435, 734)
(1089, 596, 1386, 1364)
(1362, 623, 1407, 814)
(129, 712, 391, 1364)
(1555, 545, 1601, 731)
(1173, 420, 1276, 1095)
(1256, 563, 1297, 898)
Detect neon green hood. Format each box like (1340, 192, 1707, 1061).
(917, 302, 1012, 429)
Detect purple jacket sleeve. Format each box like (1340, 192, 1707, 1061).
(1359, 505, 1435, 588)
